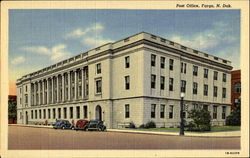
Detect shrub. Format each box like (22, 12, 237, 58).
(129, 122, 136, 128)
(139, 124, 145, 128)
(187, 109, 211, 131)
(145, 120, 156, 128)
(226, 104, 241, 126)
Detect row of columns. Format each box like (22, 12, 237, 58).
(31, 67, 88, 106)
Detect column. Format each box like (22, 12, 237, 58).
(57, 75, 59, 103)
(51, 77, 54, 103)
(42, 80, 45, 105)
(74, 70, 77, 100)
(46, 78, 49, 104)
(34, 82, 37, 106)
(37, 81, 41, 105)
(62, 73, 65, 102)
(68, 72, 71, 101)
(82, 68, 85, 98)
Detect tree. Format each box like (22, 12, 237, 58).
(8, 100, 17, 120)
(226, 103, 241, 126)
(187, 109, 212, 131)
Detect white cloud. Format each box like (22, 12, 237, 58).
(11, 56, 26, 65)
(22, 44, 70, 62)
(169, 22, 237, 51)
(170, 35, 218, 50)
(216, 46, 240, 70)
(64, 23, 104, 39)
(81, 37, 113, 48)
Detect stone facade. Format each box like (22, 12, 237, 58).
(16, 32, 233, 128)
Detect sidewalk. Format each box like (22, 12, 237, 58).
(9, 124, 241, 138)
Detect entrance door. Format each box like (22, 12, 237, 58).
(25, 111, 28, 124)
(95, 105, 102, 121)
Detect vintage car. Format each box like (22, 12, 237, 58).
(86, 120, 106, 131)
(53, 120, 74, 130)
(75, 119, 89, 131)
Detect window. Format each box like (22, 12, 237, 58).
(58, 108, 61, 119)
(204, 84, 208, 96)
(192, 104, 200, 110)
(169, 78, 174, 91)
(70, 107, 73, 119)
(223, 73, 227, 82)
(193, 82, 198, 94)
(222, 88, 226, 98)
(193, 66, 198, 76)
(48, 109, 51, 119)
(53, 108, 56, 119)
(160, 57, 165, 68)
(214, 71, 218, 80)
(125, 56, 130, 68)
(64, 107, 67, 119)
(83, 106, 88, 118)
(160, 76, 165, 90)
(95, 79, 102, 93)
(151, 54, 156, 66)
(151, 75, 156, 89)
(125, 104, 130, 118)
(151, 104, 156, 118)
(213, 86, 218, 97)
(25, 94, 28, 104)
(204, 68, 208, 78)
(125, 76, 130, 90)
(160, 104, 165, 118)
(31, 110, 33, 119)
(181, 80, 186, 93)
(96, 63, 101, 74)
(235, 82, 241, 93)
(76, 106, 80, 119)
(169, 59, 174, 70)
(213, 106, 217, 119)
(38, 110, 41, 119)
(43, 109, 46, 119)
(222, 106, 226, 119)
(35, 110, 37, 119)
(203, 105, 208, 111)
(169, 105, 174, 119)
(181, 62, 187, 74)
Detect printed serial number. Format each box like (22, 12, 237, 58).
(225, 152, 240, 154)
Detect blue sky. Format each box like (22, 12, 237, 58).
(9, 9, 240, 94)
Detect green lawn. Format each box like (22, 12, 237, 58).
(211, 126, 241, 131)
(141, 126, 240, 132)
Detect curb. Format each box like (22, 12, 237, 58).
(9, 124, 53, 129)
(107, 129, 241, 138)
(9, 124, 240, 138)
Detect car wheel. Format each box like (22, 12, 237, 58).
(62, 126, 65, 130)
(71, 126, 75, 130)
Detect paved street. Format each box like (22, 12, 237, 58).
(8, 126, 240, 149)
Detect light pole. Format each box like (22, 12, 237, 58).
(180, 92, 185, 135)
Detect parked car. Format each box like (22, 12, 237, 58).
(75, 119, 89, 131)
(53, 120, 74, 130)
(86, 120, 106, 131)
